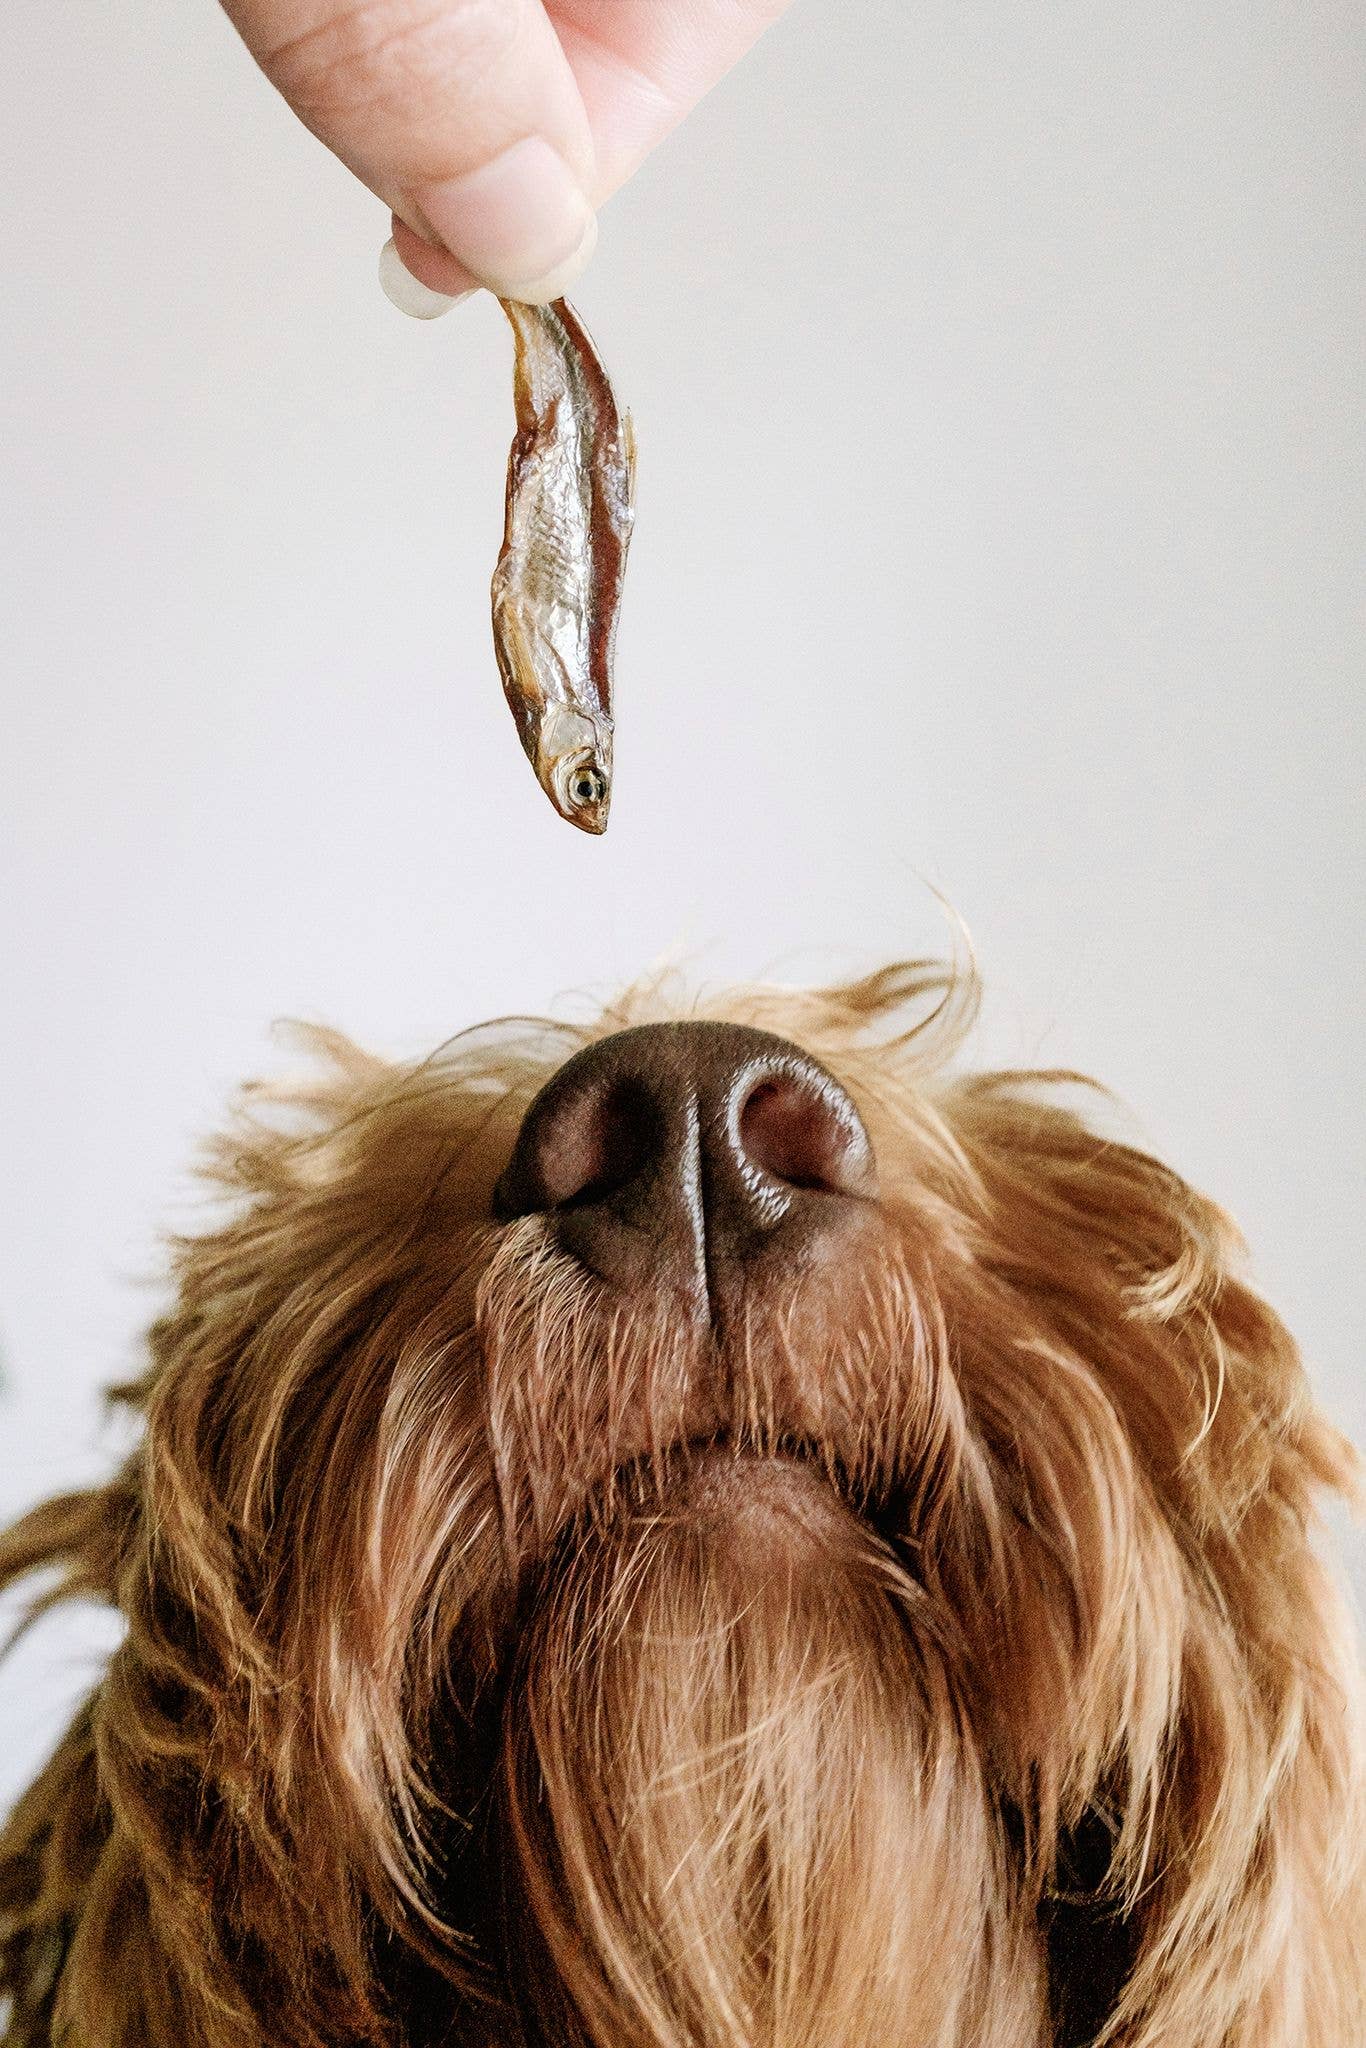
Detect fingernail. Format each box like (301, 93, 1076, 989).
(378, 237, 471, 319)
(413, 137, 597, 304)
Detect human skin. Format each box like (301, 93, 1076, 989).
(217, 0, 796, 307)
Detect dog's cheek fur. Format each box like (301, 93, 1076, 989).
(0, 1033, 549, 2048)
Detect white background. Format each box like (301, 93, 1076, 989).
(2, 0, 1362, 1807)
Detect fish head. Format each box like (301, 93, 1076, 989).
(534, 700, 613, 836)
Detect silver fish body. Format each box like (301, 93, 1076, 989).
(492, 298, 636, 835)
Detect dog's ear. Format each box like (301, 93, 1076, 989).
(0, 1493, 133, 2044)
(5, 1028, 546, 2048)
(941, 1074, 1366, 2046)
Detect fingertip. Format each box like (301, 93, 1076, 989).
(379, 237, 471, 318)
(389, 216, 480, 299)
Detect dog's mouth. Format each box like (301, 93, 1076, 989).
(508, 1417, 900, 1591)
(596, 1433, 863, 1539)
(633, 1437, 880, 1564)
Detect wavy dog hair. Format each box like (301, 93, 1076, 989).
(1, 963, 1362, 2048)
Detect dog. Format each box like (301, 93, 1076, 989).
(2, 962, 1362, 2047)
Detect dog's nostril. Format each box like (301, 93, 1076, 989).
(498, 1079, 657, 1215)
(550, 1083, 656, 1209)
(737, 1074, 873, 1198)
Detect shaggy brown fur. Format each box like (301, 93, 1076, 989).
(1, 963, 1362, 2046)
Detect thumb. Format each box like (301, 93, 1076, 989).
(221, 0, 597, 302)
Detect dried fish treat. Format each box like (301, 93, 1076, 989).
(492, 298, 636, 835)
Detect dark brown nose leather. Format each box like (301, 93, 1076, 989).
(495, 1021, 877, 1304)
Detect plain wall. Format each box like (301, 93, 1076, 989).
(2, 0, 1362, 1809)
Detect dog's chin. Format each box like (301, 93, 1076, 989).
(510, 1439, 904, 1658)
(473, 1447, 1044, 2048)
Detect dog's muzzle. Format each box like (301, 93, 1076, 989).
(494, 1021, 877, 1304)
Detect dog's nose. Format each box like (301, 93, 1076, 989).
(494, 1022, 876, 1297)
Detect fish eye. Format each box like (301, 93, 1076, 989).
(569, 768, 606, 808)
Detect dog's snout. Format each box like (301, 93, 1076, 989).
(495, 1022, 876, 1296)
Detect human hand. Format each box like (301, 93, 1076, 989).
(219, 0, 795, 313)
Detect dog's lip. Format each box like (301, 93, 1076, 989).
(599, 1433, 858, 1521)
(624, 1436, 916, 1553)
(570, 1438, 888, 1587)
(669, 1439, 846, 1503)
(622, 1431, 827, 1475)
